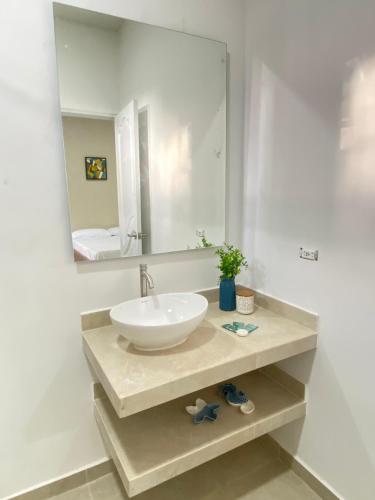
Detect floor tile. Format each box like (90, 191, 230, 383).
(51, 439, 321, 500)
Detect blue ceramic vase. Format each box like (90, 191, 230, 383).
(219, 278, 236, 311)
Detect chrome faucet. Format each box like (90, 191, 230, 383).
(140, 264, 154, 297)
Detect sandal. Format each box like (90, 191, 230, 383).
(185, 398, 220, 424)
(220, 383, 255, 415)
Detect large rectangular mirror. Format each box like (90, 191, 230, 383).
(53, 4, 226, 261)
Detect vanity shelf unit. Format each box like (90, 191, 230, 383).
(82, 297, 318, 497)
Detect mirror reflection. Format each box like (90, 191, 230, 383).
(53, 4, 227, 261)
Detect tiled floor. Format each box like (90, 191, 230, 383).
(50, 438, 321, 500)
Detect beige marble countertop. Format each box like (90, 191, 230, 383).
(83, 302, 317, 419)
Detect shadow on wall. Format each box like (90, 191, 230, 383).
(243, 3, 375, 498)
(273, 347, 375, 495)
(138, 106, 152, 255)
(272, 350, 314, 454)
(338, 55, 375, 242)
(244, 0, 375, 263)
(244, 56, 340, 260)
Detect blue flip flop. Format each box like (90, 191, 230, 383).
(220, 383, 255, 414)
(185, 398, 220, 424)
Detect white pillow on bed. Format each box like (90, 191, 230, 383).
(72, 228, 109, 240)
(108, 226, 120, 236)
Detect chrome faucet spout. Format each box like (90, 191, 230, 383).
(140, 264, 154, 297)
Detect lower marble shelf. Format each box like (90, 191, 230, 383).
(94, 366, 306, 497)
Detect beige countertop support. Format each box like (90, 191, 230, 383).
(94, 366, 306, 497)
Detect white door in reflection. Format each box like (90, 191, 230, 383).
(115, 100, 142, 256)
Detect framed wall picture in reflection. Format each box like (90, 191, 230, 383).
(85, 156, 107, 180)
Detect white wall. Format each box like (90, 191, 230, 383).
(54, 17, 120, 116)
(243, 1, 375, 499)
(0, 0, 245, 497)
(119, 20, 226, 252)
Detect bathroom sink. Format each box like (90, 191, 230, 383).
(110, 293, 208, 351)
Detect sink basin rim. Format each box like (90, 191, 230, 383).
(110, 292, 208, 328)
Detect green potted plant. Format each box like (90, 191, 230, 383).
(216, 243, 248, 311)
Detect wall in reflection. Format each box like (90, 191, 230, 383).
(62, 117, 119, 231)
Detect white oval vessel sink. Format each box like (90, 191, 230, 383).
(110, 293, 208, 351)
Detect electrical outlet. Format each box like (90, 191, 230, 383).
(299, 248, 319, 261)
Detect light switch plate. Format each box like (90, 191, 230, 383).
(300, 248, 319, 261)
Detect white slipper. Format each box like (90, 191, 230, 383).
(240, 399, 255, 414)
